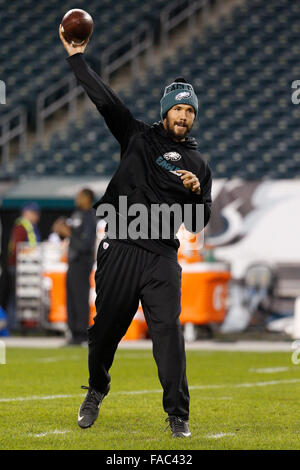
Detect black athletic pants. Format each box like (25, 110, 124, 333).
(67, 259, 93, 342)
(88, 238, 190, 420)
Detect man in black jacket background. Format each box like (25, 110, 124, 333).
(53, 188, 96, 345)
(59, 25, 212, 438)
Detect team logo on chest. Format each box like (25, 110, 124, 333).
(163, 151, 182, 161)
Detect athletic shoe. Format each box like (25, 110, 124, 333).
(165, 416, 191, 438)
(78, 384, 110, 429)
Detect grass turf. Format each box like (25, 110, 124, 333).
(0, 347, 299, 450)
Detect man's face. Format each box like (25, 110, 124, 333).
(75, 190, 91, 210)
(163, 104, 195, 142)
(23, 210, 40, 225)
(75, 191, 85, 209)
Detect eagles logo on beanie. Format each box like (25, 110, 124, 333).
(160, 77, 198, 121)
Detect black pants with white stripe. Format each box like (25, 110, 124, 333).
(88, 238, 189, 420)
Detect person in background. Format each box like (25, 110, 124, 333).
(0, 218, 8, 336)
(7, 202, 41, 332)
(53, 188, 96, 345)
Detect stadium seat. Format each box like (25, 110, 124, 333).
(3, 0, 299, 180)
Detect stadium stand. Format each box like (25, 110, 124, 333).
(1, 0, 300, 180)
(0, 0, 165, 117)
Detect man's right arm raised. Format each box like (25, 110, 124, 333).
(59, 24, 146, 151)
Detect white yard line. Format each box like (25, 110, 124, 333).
(189, 378, 300, 390)
(249, 367, 290, 373)
(206, 432, 235, 439)
(0, 393, 82, 403)
(1, 337, 297, 351)
(29, 430, 70, 438)
(1, 378, 300, 404)
(12, 355, 82, 364)
(230, 378, 300, 388)
(29, 429, 235, 440)
(197, 396, 233, 400)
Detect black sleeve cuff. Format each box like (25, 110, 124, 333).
(66, 52, 85, 66)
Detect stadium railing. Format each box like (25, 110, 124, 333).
(36, 75, 80, 143)
(34, 0, 216, 144)
(0, 107, 27, 166)
(0, 0, 216, 162)
(100, 22, 154, 82)
(160, 0, 211, 50)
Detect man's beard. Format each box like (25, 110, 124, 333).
(165, 116, 192, 142)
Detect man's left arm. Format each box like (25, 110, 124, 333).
(195, 162, 212, 229)
(179, 163, 212, 232)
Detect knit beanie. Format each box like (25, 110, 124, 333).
(160, 77, 198, 120)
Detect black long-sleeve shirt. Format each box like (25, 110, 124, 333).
(67, 53, 212, 260)
(68, 208, 96, 264)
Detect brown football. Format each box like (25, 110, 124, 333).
(61, 9, 93, 45)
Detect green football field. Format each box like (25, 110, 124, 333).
(0, 346, 299, 450)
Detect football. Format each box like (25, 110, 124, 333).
(61, 9, 93, 46)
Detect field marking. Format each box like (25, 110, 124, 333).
(36, 356, 81, 364)
(1, 378, 300, 404)
(0, 394, 82, 403)
(10, 353, 151, 364)
(205, 432, 235, 439)
(2, 337, 297, 351)
(198, 396, 233, 400)
(9, 355, 82, 365)
(29, 430, 70, 438)
(188, 378, 300, 391)
(249, 367, 290, 374)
